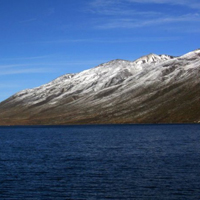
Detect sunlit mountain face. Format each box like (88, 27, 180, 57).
(0, 49, 199, 125)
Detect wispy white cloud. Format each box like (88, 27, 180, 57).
(0, 64, 28, 69)
(90, 8, 161, 17)
(19, 7, 55, 24)
(45, 8, 55, 16)
(0, 63, 54, 69)
(88, 0, 161, 16)
(12, 55, 51, 60)
(42, 38, 100, 44)
(0, 62, 74, 70)
(0, 59, 108, 75)
(115, 36, 181, 42)
(0, 55, 53, 62)
(127, 0, 200, 9)
(0, 68, 55, 75)
(0, 84, 20, 88)
(19, 18, 37, 23)
(88, 0, 200, 31)
(89, 0, 117, 7)
(38, 36, 181, 45)
(95, 13, 200, 29)
(90, 0, 200, 9)
(0, 62, 59, 75)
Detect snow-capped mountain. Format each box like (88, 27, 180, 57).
(0, 49, 199, 125)
(134, 53, 173, 64)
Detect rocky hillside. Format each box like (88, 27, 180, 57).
(0, 49, 199, 125)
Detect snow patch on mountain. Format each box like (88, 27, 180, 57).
(7, 50, 199, 109)
(133, 54, 173, 65)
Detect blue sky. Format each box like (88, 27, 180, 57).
(0, 0, 200, 102)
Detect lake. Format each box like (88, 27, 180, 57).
(0, 124, 200, 199)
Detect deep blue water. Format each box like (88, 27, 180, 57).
(0, 124, 200, 200)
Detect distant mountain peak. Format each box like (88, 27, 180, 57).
(134, 53, 173, 65)
(95, 59, 131, 70)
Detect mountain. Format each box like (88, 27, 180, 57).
(0, 49, 199, 125)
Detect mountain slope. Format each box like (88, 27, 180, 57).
(0, 50, 199, 125)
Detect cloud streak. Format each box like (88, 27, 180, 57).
(0, 55, 53, 62)
(37, 36, 181, 45)
(0, 84, 20, 88)
(127, 0, 200, 9)
(90, 0, 200, 9)
(88, 0, 200, 31)
(95, 14, 200, 29)
(0, 63, 58, 75)
(19, 18, 37, 23)
(90, 8, 161, 17)
(0, 68, 55, 75)
(0, 59, 108, 75)
(90, 0, 200, 32)
(0, 63, 57, 69)
(89, 0, 161, 16)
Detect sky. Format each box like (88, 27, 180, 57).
(0, 0, 200, 102)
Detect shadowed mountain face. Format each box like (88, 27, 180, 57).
(0, 50, 200, 125)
